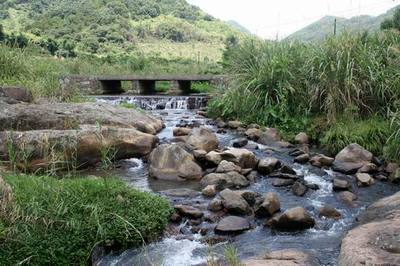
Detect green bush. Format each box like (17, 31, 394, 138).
(385, 108, 400, 161)
(208, 31, 400, 161)
(191, 82, 216, 93)
(320, 118, 392, 156)
(0, 175, 173, 265)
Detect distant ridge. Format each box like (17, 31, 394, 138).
(286, 5, 400, 42)
(227, 20, 252, 34)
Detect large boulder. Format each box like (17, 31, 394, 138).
(228, 121, 244, 129)
(294, 132, 309, 145)
(245, 128, 263, 141)
(149, 144, 202, 181)
(294, 154, 310, 164)
(258, 157, 281, 174)
(216, 160, 241, 173)
(173, 127, 192, 136)
(215, 216, 250, 234)
(243, 249, 319, 266)
(319, 205, 342, 220)
(339, 218, 400, 266)
(292, 181, 308, 197)
(255, 192, 281, 217)
(220, 189, 251, 215)
(258, 128, 281, 145)
(0, 126, 158, 172)
(174, 205, 203, 219)
(268, 207, 315, 230)
(355, 173, 375, 187)
(0, 86, 33, 104)
(201, 172, 250, 189)
(0, 102, 164, 134)
(389, 168, 400, 183)
(339, 192, 400, 266)
(222, 149, 258, 169)
(186, 127, 218, 152)
(333, 144, 373, 174)
(332, 178, 351, 191)
(205, 151, 223, 166)
(309, 154, 334, 168)
(338, 191, 357, 205)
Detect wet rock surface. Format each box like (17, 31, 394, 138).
(0, 101, 164, 134)
(149, 144, 202, 181)
(339, 192, 400, 266)
(92, 106, 400, 266)
(333, 143, 373, 174)
(215, 216, 251, 233)
(243, 249, 319, 266)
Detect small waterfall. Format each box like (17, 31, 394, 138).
(95, 95, 209, 110)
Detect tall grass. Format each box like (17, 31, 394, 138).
(208, 31, 400, 160)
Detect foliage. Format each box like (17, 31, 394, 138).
(385, 106, 400, 161)
(0, 174, 173, 265)
(119, 102, 137, 109)
(208, 31, 400, 160)
(0, 0, 245, 59)
(320, 118, 392, 156)
(381, 7, 400, 31)
(191, 82, 216, 93)
(0, 43, 221, 99)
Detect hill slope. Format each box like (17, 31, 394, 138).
(227, 20, 252, 34)
(0, 0, 245, 61)
(287, 5, 399, 42)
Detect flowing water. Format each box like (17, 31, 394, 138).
(93, 95, 399, 266)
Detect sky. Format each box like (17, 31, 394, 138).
(187, 0, 400, 39)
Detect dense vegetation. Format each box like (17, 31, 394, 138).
(208, 27, 400, 161)
(0, 42, 221, 99)
(0, 0, 244, 60)
(0, 175, 172, 265)
(381, 6, 400, 31)
(287, 5, 399, 42)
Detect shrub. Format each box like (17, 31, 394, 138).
(0, 175, 173, 265)
(320, 118, 392, 156)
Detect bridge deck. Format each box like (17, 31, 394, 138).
(66, 75, 217, 81)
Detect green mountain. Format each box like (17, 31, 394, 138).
(0, 0, 245, 61)
(227, 20, 252, 34)
(287, 5, 400, 42)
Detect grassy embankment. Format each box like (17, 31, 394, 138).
(0, 40, 183, 265)
(0, 174, 172, 265)
(208, 31, 400, 161)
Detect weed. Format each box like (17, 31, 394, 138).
(6, 132, 17, 173)
(224, 245, 243, 266)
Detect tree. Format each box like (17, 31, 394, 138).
(381, 8, 400, 31)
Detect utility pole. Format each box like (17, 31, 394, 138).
(334, 18, 337, 36)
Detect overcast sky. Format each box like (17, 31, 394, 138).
(187, 0, 400, 39)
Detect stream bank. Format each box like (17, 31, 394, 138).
(93, 95, 400, 266)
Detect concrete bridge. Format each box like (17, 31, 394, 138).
(60, 75, 226, 95)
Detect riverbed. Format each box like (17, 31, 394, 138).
(94, 96, 399, 266)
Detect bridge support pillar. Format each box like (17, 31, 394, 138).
(139, 80, 156, 95)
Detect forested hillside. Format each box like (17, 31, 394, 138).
(287, 5, 399, 42)
(0, 0, 244, 60)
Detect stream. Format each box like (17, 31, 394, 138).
(93, 95, 399, 266)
